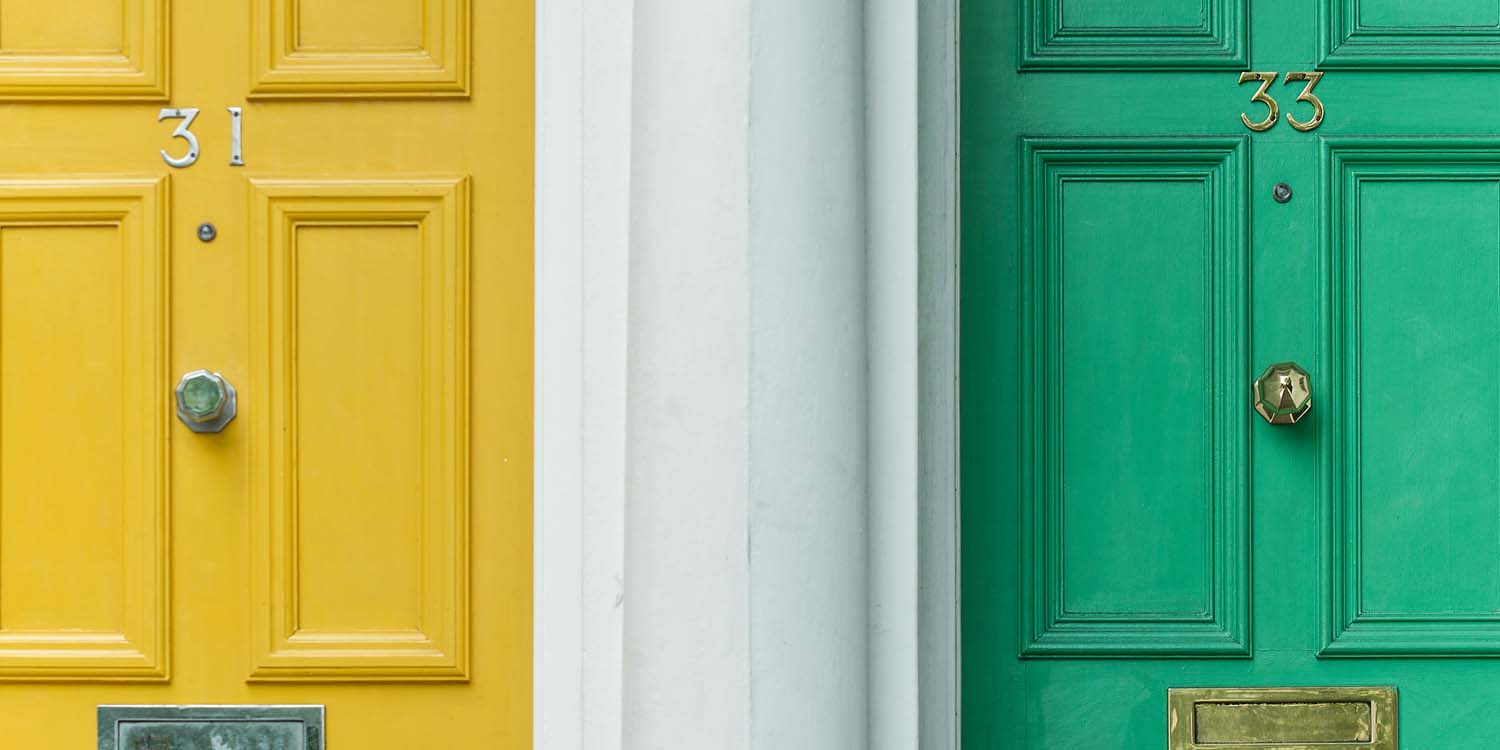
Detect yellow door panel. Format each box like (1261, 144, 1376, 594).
(250, 0, 469, 97)
(249, 179, 470, 681)
(0, 0, 168, 99)
(0, 179, 167, 680)
(0, 0, 531, 745)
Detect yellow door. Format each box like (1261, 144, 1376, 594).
(0, 0, 531, 746)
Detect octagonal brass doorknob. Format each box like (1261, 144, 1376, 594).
(1253, 361, 1311, 425)
(175, 369, 237, 433)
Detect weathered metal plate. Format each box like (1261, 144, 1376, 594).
(98, 705, 324, 750)
(1168, 687, 1396, 750)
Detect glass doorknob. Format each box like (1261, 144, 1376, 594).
(175, 370, 237, 433)
(1253, 361, 1311, 425)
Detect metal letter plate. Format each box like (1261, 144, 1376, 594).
(99, 705, 324, 750)
(1168, 687, 1396, 750)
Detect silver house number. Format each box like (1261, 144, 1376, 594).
(157, 107, 247, 168)
(228, 107, 244, 166)
(157, 108, 200, 168)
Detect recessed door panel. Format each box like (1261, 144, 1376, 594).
(1323, 0, 1500, 66)
(1020, 0, 1246, 69)
(0, 179, 166, 679)
(0, 0, 166, 99)
(248, 180, 469, 681)
(1019, 139, 1250, 657)
(1324, 144, 1500, 656)
(250, 0, 469, 96)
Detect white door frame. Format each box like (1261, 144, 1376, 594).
(533, 0, 959, 745)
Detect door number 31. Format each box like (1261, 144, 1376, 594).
(1238, 72, 1324, 132)
(158, 107, 245, 168)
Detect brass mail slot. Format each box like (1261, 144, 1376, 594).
(1168, 687, 1397, 750)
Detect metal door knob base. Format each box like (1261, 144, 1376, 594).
(175, 370, 237, 433)
(1253, 361, 1311, 425)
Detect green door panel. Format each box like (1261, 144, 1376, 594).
(1324, 143, 1500, 656)
(1020, 0, 1248, 69)
(1018, 139, 1250, 658)
(1323, 0, 1500, 67)
(963, 0, 1500, 747)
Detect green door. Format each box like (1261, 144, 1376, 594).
(963, 1, 1500, 746)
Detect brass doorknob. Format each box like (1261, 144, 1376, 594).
(175, 370, 237, 433)
(1253, 362, 1311, 425)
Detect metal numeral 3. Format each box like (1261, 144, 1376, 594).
(157, 107, 200, 168)
(1237, 72, 1325, 132)
(1237, 72, 1278, 132)
(1283, 71, 1325, 132)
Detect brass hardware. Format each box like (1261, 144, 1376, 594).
(1239, 72, 1325, 132)
(1284, 71, 1326, 132)
(1238, 72, 1279, 132)
(1253, 361, 1311, 425)
(1168, 686, 1396, 750)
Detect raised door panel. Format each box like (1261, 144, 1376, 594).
(1019, 139, 1250, 657)
(0, 0, 166, 99)
(1021, 0, 1246, 69)
(250, 0, 469, 97)
(1322, 0, 1500, 66)
(1323, 142, 1500, 655)
(248, 178, 469, 681)
(0, 178, 167, 679)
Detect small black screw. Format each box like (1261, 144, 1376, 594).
(1273, 182, 1293, 203)
(197, 222, 217, 242)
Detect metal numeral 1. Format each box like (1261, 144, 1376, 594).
(229, 107, 245, 166)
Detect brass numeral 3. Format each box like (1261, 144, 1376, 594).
(1238, 71, 1324, 132)
(1238, 72, 1279, 132)
(1283, 71, 1325, 132)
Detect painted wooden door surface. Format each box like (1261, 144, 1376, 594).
(0, 1, 531, 747)
(963, 0, 1500, 746)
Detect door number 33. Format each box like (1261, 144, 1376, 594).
(158, 107, 245, 168)
(1237, 72, 1324, 132)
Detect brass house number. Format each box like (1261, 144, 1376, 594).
(1238, 71, 1325, 132)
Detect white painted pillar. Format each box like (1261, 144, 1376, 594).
(747, 0, 869, 744)
(536, 0, 631, 746)
(623, 0, 751, 744)
(866, 0, 920, 744)
(624, 0, 868, 747)
(538, 0, 958, 746)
